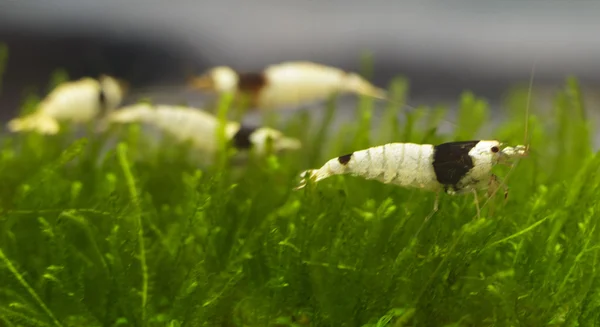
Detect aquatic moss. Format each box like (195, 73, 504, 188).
(0, 71, 598, 327)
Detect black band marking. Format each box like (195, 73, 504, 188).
(232, 125, 257, 149)
(237, 72, 267, 93)
(98, 88, 107, 112)
(338, 153, 353, 165)
(432, 141, 479, 191)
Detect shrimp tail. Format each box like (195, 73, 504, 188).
(346, 73, 388, 100)
(294, 169, 325, 190)
(295, 158, 346, 190)
(276, 136, 302, 151)
(7, 113, 60, 134)
(187, 75, 213, 91)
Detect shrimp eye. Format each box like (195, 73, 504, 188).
(491, 146, 500, 153)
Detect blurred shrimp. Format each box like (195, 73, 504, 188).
(188, 61, 387, 111)
(7, 75, 128, 134)
(107, 103, 301, 155)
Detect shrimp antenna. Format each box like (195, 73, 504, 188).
(524, 60, 536, 149)
(473, 59, 536, 218)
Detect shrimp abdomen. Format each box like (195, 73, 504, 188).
(297, 143, 439, 190)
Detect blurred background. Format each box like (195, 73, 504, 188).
(1, 0, 599, 141)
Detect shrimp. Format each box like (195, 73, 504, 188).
(188, 61, 387, 111)
(295, 140, 528, 210)
(7, 75, 127, 134)
(107, 103, 301, 155)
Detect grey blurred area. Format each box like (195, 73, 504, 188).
(1, 1, 599, 137)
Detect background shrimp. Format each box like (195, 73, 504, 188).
(107, 103, 302, 157)
(188, 61, 387, 112)
(6, 75, 127, 134)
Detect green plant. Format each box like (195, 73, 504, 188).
(0, 69, 598, 327)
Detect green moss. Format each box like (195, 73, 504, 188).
(0, 71, 598, 327)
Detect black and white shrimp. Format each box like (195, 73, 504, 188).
(107, 103, 302, 155)
(7, 75, 128, 134)
(188, 61, 387, 111)
(295, 140, 528, 218)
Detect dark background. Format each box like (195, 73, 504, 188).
(1, 1, 599, 135)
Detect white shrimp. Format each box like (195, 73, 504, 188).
(296, 141, 527, 191)
(107, 103, 301, 155)
(7, 75, 127, 134)
(296, 140, 528, 219)
(188, 61, 387, 111)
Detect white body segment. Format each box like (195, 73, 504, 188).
(257, 61, 387, 109)
(108, 103, 301, 155)
(109, 103, 239, 154)
(7, 75, 125, 134)
(298, 143, 441, 191)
